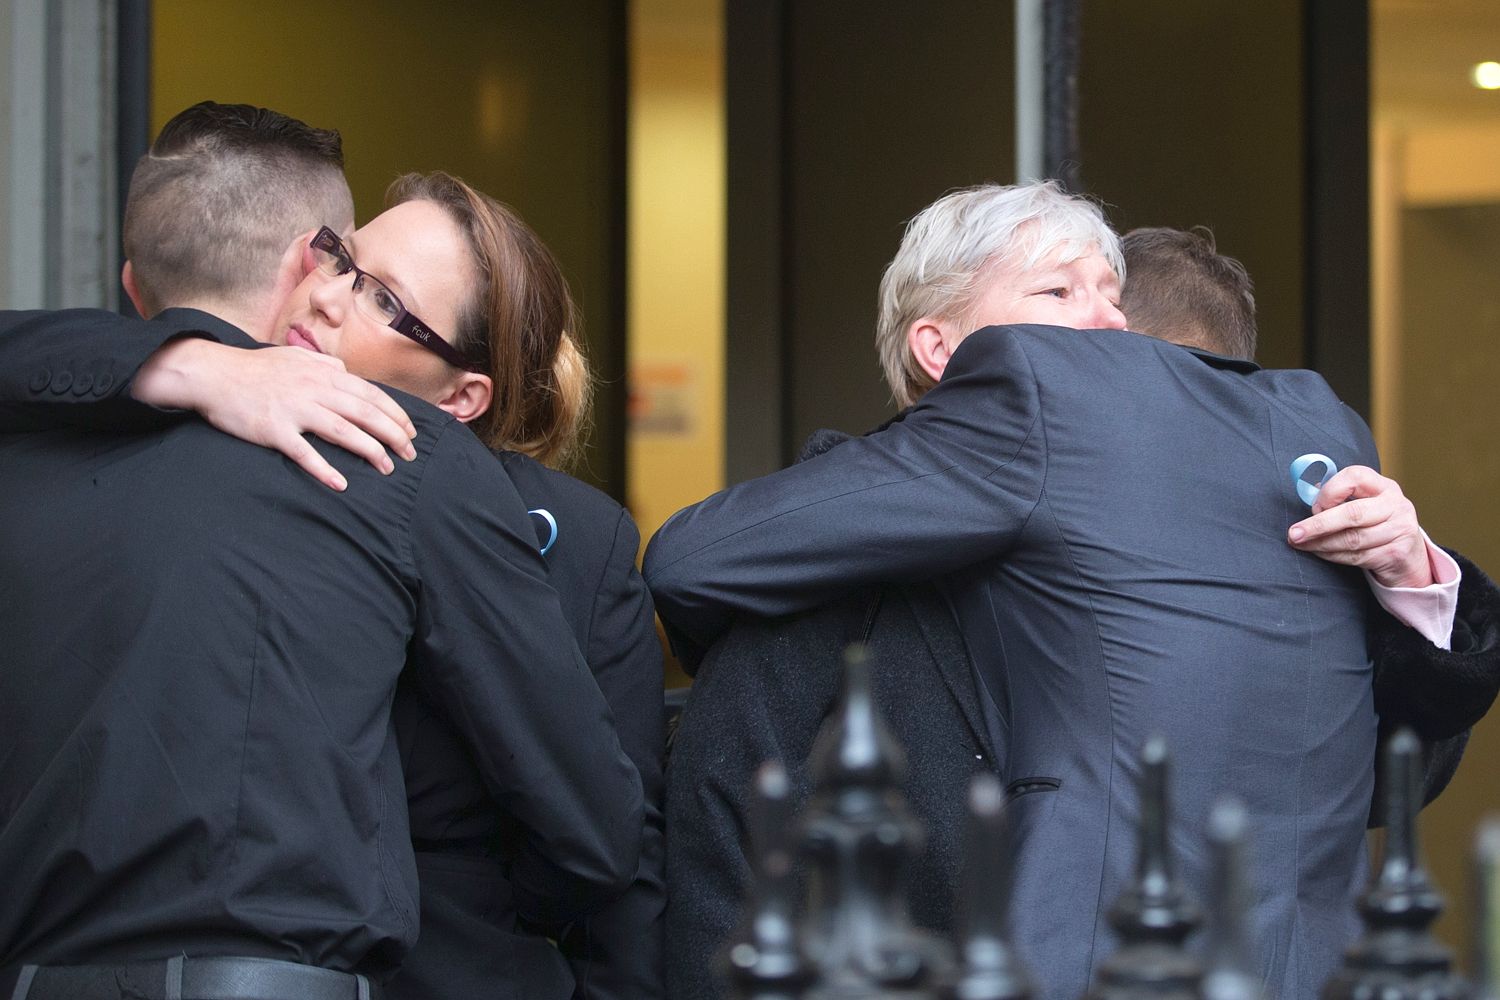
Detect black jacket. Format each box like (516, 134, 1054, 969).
(389, 453, 666, 1000)
(0, 309, 643, 977)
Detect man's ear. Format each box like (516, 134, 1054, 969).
(907, 316, 958, 383)
(279, 229, 319, 286)
(121, 261, 150, 317)
(435, 372, 495, 426)
(249, 230, 319, 338)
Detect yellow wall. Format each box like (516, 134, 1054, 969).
(1386, 197, 1500, 954)
(1370, 62, 1500, 953)
(624, 1, 725, 556)
(625, 0, 724, 686)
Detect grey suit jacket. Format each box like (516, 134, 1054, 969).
(646, 325, 1381, 1000)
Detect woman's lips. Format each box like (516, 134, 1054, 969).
(286, 325, 323, 354)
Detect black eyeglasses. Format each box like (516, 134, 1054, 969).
(309, 226, 478, 371)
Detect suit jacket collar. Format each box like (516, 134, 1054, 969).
(153, 307, 261, 350)
(1186, 346, 1261, 374)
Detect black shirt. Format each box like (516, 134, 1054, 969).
(0, 309, 643, 976)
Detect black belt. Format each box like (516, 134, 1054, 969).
(0, 956, 379, 1000)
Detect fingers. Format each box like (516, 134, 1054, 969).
(272, 350, 416, 456)
(1308, 465, 1389, 515)
(1289, 500, 1408, 554)
(324, 411, 400, 474)
(294, 348, 346, 369)
(240, 398, 395, 487)
(276, 432, 349, 492)
(188, 345, 422, 488)
(334, 372, 418, 450)
(1293, 466, 1413, 544)
(252, 348, 417, 473)
(1287, 465, 1432, 588)
(305, 375, 417, 468)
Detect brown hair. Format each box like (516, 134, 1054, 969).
(124, 101, 352, 314)
(386, 171, 592, 468)
(1119, 226, 1257, 362)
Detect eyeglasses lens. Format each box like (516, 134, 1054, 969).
(355, 277, 404, 325)
(311, 234, 352, 278)
(310, 228, 418, 337)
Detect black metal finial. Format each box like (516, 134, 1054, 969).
(1371, 729, 1441, 921)
(941, 774, 1033, 1000)
(724, 761, 814, 1000)
(1476, 818, 1500, 1000)
(1321, 728, 1470, 1000)
(1111, 735, 1202, 945)
(1197, 798, 1266, 1000)
(800, 644, 951, 998)
(807, 644, 905, 793)
(1087, 734, 1203, 1000)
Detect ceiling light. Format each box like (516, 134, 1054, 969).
(1473, 61, 1500, 90)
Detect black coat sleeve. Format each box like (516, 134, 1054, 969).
(408, 425, 645, 924)
(1367, 549, 1500, 824)
(553, 508, 669, 1000)
(0, 308, 227, 430)
(1370, 549, 1500, 739)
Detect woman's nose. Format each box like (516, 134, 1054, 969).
(308, 271, 354, 323)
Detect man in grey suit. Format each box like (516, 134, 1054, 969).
(646, 183, 1457, 1000)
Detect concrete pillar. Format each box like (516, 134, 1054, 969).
(0, 0, 117, 310)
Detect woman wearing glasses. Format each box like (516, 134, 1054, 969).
(273, 174, 593, 474)
(110, 171, 666, 1000)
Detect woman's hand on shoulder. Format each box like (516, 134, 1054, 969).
(132, 338, 418, 491)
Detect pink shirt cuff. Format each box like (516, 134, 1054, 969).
(1367, 531, 1460, 651)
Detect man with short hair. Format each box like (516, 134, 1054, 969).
(1119, 225, 1258, 361)
(651, 184, 1498, 1000)
(122, 102, 354, 325)
(0, 101, 642, 998)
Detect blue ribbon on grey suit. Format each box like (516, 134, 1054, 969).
(1290, 453, 1338, 507)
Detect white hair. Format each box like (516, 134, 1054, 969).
(875, 181, 1124, 408)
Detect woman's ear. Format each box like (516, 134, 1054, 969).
(907, 316, 958, 383)
(435, 372, 495, 425)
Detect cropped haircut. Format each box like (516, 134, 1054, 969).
(876, 181, 1124, 408)
(123, 101, 353, 314)
(1119, 227, 1257, 361)
(387, 172, 592, 468)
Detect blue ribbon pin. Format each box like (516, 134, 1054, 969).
(529, 508, 559, 556)
(1289, 454, 1337, 507)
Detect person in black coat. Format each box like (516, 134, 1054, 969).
(0, 109, 663, 999)
(0, 106, 642, 996)
(391, 449, 665, 1000)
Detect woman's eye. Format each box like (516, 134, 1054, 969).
(372, 286, 401, 319)
(1043, 287, 1067, 298)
